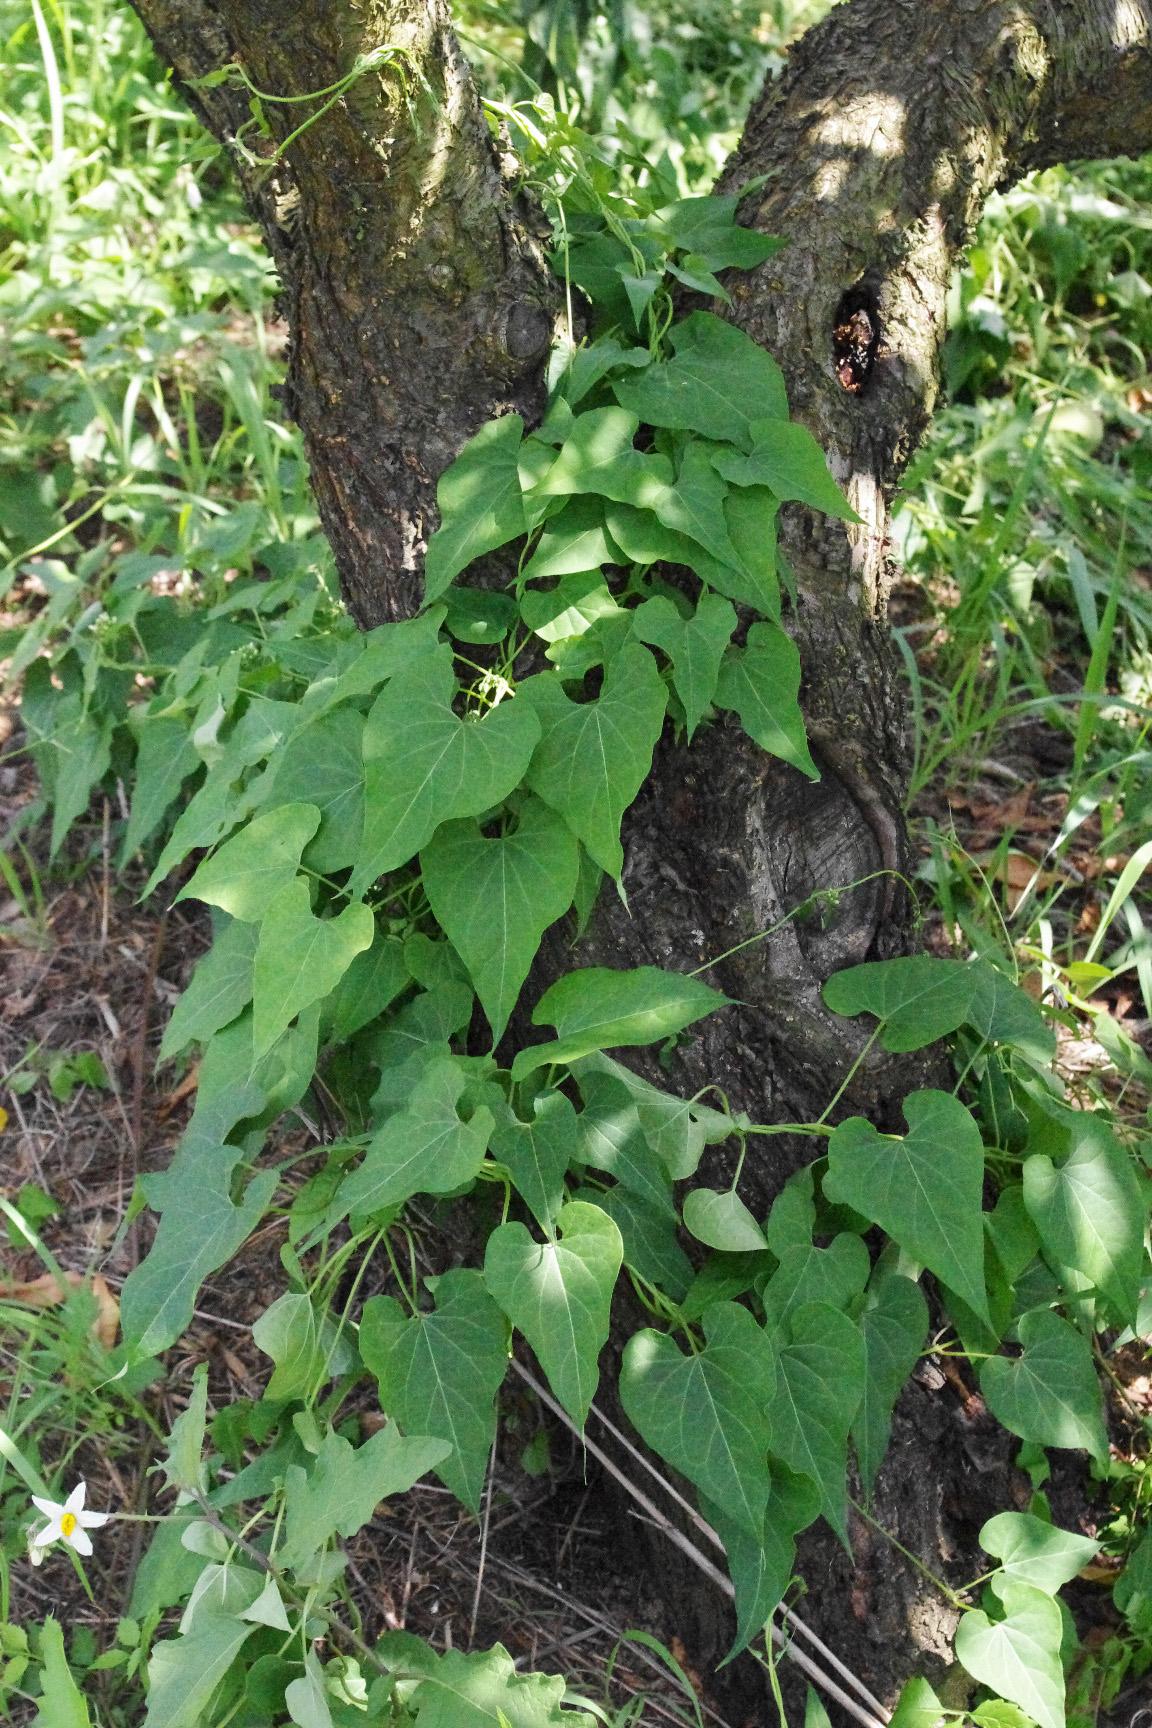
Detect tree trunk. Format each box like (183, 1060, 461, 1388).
(128, 0, 1152, 1713)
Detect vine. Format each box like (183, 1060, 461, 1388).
(14, 94, 1152, 1728)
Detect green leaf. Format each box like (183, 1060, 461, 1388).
(979, 1511, 1098, 1594)
(403, 1643, 595, 1727)
(260, 706, 365, 872)
(251, 881, 374, 1059)
(177, 803, 320, 920)
(337, 1056, 493, 1221)
(706, 1467, 819, 1660)
(979, 1309, 1107, 1460)
(424, 414, 526, 601)
(158, 1362, 209, 1496)
(326, 932, 411, 1042)
(160, 918, 258, 1059)
(421, 799, 580, 1044)
(521, 495, 622, 580)
(520, 571, 623, 643)
(714, 418, 858, 521)
(825, 1090, 989, 1323)
(612, 312, 787, 448)
(484, 1200, 622, 1426)
(1023, 1111, 1144, 1323)
(513, 964, 729, 1081)
(122, 715, 201, 863)
(522, 645, 668, 878)
(354, 646, 541, 889)
(573, 1068, 677, 1219)
(634, 593, 737, 739)
(888, 1677, 947, 1728)
(652, 440, 744, 568)
(575, 1053, 732, 1179)
(766, 1302, 865, 1540)
(714, 623, 817, 778)
(49, 707, 113, 859)
(33, 1617, 91, 1728)
(620, 1302, 776, 1537)
(361, 1269, 508, 1512)
(252, 1292, 326, 1401)
(581, 1184, 694, 1300)
(549, 338, 651, 407)
(656, 195, 782, 272)
(491, 1091, 580, 1230)
(954, 1578, 1065, 1728)
(123, 1148, 277, 1359)
(281, 1423, 450, 1571)
(143, 1613, 257, 1728)
(759, 1234, 870, 1330)
(852, 1273, 928, 1493)
(822, 956, 1054, 1063)
(442, 586, 518, 645)
(532, 406, 672, 510)
(285, 1650, 334, 1728)
(683, 1188, 768, 1252)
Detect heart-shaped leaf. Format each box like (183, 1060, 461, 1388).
(954, 1579, 1065, 1728)
(360, 1270, 508, 1512)
(178, 803, 320, 921)
(621, 1302, 776, 1537)
(826, 1090, 989, 1322)
(424, 414, 527, 601)
(337, 1056, 493, 1222)
(979, 1309, 1108, 1460)
(251, 880, 374, 1059)
(766, 1302, 865, 1540)
(353, 646, 540, 890)
(978, 1511, 1098, 1594)
(1023, 1110, 1144, 1324)
(714, 623, 817, 779)
(523, 644, 668, 879)
(421, 799, 580, 1045)
(484, 1201, 622, 1426)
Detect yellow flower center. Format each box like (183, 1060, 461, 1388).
(60, 1512, 78, 1538)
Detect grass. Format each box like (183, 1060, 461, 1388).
(1, 0, 1151, 1719)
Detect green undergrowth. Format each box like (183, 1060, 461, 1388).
(2, 3, 1152, 1727)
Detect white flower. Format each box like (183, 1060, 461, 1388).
(29, 1481, 111, 1561)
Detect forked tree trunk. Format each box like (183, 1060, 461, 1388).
(127, 0, 1152, 1713)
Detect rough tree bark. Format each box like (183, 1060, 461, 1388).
(127, 0, 1152, 1714)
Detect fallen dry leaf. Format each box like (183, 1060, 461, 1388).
(1, 1270, 120, 1350)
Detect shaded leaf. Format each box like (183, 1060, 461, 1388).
(177, 803, 320, 921)
(714, 622, 817, 778)
(484, 1201, 622, 1426)
(424, 415, 526, 601)
(612, 312, 787, 448)
(361, 1270, 508, 1511)
(766, 1302, 865, 1540)
(252, 880, 374, 1059)
(281, 1423, 450, 1570)
(621, 1302, 776, 1536)
(337, 1056, 493, 1221)
(634, 592, 737, 738)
